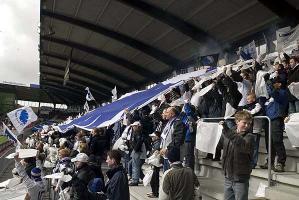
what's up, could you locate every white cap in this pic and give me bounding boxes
[131,121,141,126]
[71,153,89,163]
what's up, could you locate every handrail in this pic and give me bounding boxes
[200,116,272,187]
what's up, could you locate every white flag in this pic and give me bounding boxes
[85,87,95,101]
[2,123,21,145]
[112,86,117,102]
[84,101,89,112]
[276,25,299,53]
[7,106,38,133]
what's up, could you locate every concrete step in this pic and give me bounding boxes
[130,185,158,200]
[198,159,299,188]
[198,159,299,199]
[265,185,299,200]
[259,136,299,156]
[199,177,266,200]
[257,152,299,172]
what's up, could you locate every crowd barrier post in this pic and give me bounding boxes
[200,116,272,187]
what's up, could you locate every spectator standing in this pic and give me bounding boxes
[129,121,146,186]
[262,77,288,172]
[89,128,107,165]
[14,154,45,200]
[105,150,129,200]
[147,131,161,198]
[159,147,199,200]
[241,93,264,168]
[53,148,73,192]
[160,107,185,172]
[71,153,96,200]
[288,56,299,113]
[220,111,255,200]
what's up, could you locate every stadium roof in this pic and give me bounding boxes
[0,83,80,105]
[39,0,299,104]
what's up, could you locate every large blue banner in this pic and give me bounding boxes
[58,83,177,133]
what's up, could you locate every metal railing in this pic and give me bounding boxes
[200,116,272,187]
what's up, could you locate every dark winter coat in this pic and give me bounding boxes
[90,135,106,157]
[105,165,129,200]
[221,125,255,182]
[72,164,96,200]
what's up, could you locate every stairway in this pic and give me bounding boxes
[195,132,299,200]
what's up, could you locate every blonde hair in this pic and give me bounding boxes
[235,110,253,122]
[247,92,256,99]
[78,143,89,154]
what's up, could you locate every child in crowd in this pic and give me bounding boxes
[242,93,264,168]
[220,110,255,200]
[147,131,161,198]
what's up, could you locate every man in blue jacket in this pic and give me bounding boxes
[264,77,288,172]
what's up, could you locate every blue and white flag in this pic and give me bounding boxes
[84,101,89,112]
[2,123,21,145]
[85,87,95,101]
[200,54,219,68]
[237,40,257,60]
[7,106,38,133]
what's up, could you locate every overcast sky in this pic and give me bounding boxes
[0,0,39,85]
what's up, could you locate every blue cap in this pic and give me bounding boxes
[88,178,104,193]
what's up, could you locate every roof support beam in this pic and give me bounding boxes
[41,51,138,88]
[115,0,214,44]
[41,72,110,98]
[41,71,110,97]
[258,0,299,24]
[41,82,85,99]
[42,88,70,105]
[40,62,125,93]
[44,87,81,105]
[41,9,181,67]
[41,35,158,82]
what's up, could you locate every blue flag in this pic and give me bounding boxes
[2,123,21,145]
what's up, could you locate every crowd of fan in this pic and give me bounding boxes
[6,53,299,200]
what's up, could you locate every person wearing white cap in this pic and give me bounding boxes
[129,121,145,186]
[14,153,45,200]
[71,153,96,200]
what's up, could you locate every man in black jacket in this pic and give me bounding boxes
[129,121,145,186]
[71,153,96,200]
[105,150,130,200]
[288,56,299,114]
[89,128,106,165]
[220,111,254,200]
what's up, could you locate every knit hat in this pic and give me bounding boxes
[167,147,180,163]
[31,167,41,178]
[88,178,104,193]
